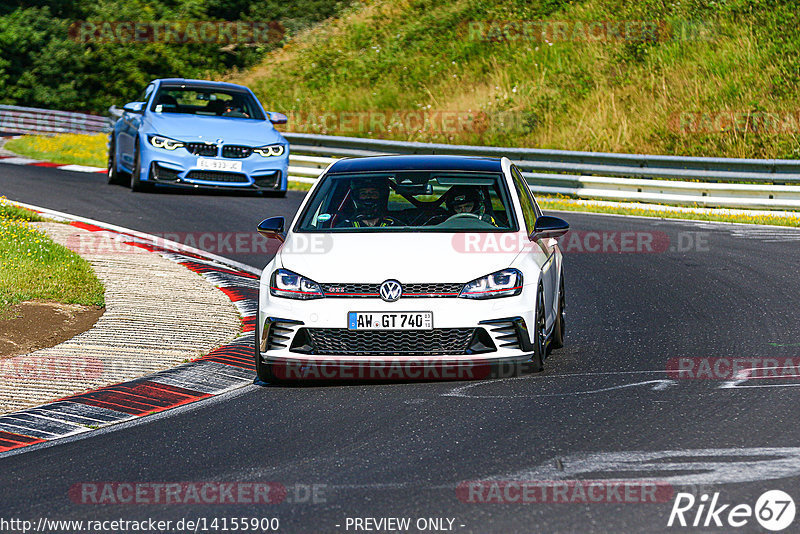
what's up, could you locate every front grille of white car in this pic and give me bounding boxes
[296,328,477,355]
[320,282,464,298]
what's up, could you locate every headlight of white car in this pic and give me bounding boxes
[270,269,324,300]
[253,144,285,157]
[459,268,523,299]
[148,135,185,150]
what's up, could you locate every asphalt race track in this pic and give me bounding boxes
[3,164,800,533]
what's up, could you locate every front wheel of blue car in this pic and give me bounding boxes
[130,141,146,192]
[107,137,125,186]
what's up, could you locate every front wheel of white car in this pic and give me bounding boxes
[254,318,285,385]
[529,284,547,372]
[254,323,277,384]
[549,269,565,351]
[255,350,276,384]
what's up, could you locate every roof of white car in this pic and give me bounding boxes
[327,155,504,174]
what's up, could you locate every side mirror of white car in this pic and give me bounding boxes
[257,216,286,242]
[533,215,569,240]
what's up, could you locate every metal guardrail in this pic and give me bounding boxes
[0,105,112,135]
[7,104,800,210]
[283,133,800,182]
[284,133,800,210]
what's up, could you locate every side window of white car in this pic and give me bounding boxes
[528,185,543,219]
[512,166,542,218]
[532,195,543,219]
[511,166,537,236]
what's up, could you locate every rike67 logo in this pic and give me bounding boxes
[668,490,795,531]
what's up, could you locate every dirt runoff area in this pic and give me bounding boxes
[0,301,104,357]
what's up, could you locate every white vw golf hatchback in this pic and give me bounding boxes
[256,155,568,382]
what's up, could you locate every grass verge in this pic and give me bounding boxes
[230,0,800,160]
[0,198,105,316]
[5,133,107,168]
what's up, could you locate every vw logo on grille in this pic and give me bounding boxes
[379,280,402,302]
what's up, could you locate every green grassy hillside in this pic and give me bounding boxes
[229,0,800,159]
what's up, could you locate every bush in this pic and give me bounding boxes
[0,0,355,113]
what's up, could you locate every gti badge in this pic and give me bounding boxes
[379,280,402,302]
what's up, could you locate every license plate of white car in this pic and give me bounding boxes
[197,158,242,172]
[348,312,433,330]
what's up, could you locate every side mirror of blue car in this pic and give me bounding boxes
[122,101,145,113]
[268,112,288,125]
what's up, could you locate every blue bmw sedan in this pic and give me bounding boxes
[109,78,289,196]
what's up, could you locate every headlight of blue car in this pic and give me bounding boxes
[253,144,285,157]
[148,135,185,150]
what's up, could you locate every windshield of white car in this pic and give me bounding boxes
[295,172,519,232]
[149,86,265,120]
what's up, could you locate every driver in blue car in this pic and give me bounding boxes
[336,179,402,228]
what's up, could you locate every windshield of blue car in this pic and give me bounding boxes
[149,86,265,120]
[295,172,518,232]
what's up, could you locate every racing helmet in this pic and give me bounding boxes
[350,178,389,219]
[446,185,485,216]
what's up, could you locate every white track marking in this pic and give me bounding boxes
[720,366,800,389]
[208,447,800,493]
[0,157,41,165]
[443,373,677,399]
[497,448,800,486]
[57,164,105,172]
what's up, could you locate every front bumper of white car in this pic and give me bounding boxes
[256,279,540,380]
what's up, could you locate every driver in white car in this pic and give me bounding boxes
[336,179,401,228]
[445,186,497,226]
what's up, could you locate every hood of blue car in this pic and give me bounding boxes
[145,113,285,145]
